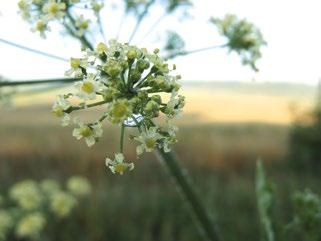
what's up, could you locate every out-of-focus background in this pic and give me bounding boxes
[1,0,321,241]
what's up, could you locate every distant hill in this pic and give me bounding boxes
[10,80,318,125]
[182,81,317,97]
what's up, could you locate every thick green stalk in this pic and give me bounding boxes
[155,149,221,241]
[120,123,125,153]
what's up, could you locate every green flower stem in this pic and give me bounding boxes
[0,77,81,87]
[65,9,94,51]
[97,13,107,42]
[0,38,69,62]
[98,113,108,122]
[131,115,143,132]
[138,12,167,43]
[165,44,227,59]
[155,149,221,241]
[126,62,133,89]
[115,12,126,40]
[128,0,156,43]
[120,123,125,153]
[134,70,152,89]
[66,100,108,113]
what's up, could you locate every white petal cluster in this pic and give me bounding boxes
[53,40,185,174]
[50,192,77,218]
[52,95,71,126]
[0,211,13,241]
[105,153,134,175]
[72,119,103,147]
[15,212,46,239]
[134,127,163,155]
[9,180,43,211]
[0,177,92,240]
[18,0,103,38]
[67,176,92,196]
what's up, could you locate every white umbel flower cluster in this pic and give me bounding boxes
[0,177,92,240]
[18,0,104,38]
[53,40,185,175]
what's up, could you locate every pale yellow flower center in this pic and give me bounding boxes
[78,21,89,29]
[145,138,156,148]
[36,21,46,31]
[113,104,128,118]
[92,3,102,12]
[96,43,107,54]
[52,107,64,117]
[18,1,27,9]
[70,58,81,69]
[80,126,92,137]
[114,163,127,174]
[81,81,94,94]
[48,3,59,14]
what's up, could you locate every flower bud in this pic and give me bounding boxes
[96,42,107,55]
[151,95,162,104]
[130,69,141,83]
[137,59,150,71]
[127,49,137,60]
[103,60,122,77]
[144,100,159,117]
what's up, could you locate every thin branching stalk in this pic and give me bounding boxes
[66,100,108,113]
[138,11,167,43]
[97,14,107,42]
[155,149,221,241]
[0,38,68,62]
[116,12,126,40]
[128,0,156,43]
[165,44,227,59]
[0,77,81,87]
[65,10,94,50]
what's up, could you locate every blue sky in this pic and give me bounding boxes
[1,0,321,84]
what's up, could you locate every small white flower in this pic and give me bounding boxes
[52,95,71,126]
[40,179,60,196]
[67,176,91,196]
[72,119,103,147]
[95,42,108,56]
[42,0,66,20]
[161,122,178,152]
[107,99,133,124]
[147,52,169,74]
[134,127,163,155]
[90,0,104,14]
[105,153,134,175]
[164,91,185,119]
[50,192,76,218]
[31,19,50,38]
[74,74,103,100]
[18,0,31,20]
[0,210,13,240]
[16,212,46,239]
[9,180,43,211]
[75,15,90,37]
[65,57,88,77]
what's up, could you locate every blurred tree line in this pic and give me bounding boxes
[288,81,321,172]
